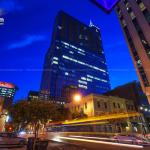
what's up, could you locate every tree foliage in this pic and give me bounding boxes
[51,104,70,121]
[11,100,69,138]
[72,110,87,119]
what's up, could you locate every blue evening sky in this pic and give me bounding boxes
[0,0,138,101]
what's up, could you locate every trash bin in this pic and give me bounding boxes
[27,138,48,150]
[35,140,49,150]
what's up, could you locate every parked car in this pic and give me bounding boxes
[0,132,27,145]
[112,134,149,145]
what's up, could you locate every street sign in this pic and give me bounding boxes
[91,0,120,12]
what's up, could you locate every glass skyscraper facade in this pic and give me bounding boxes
[41,11,110,98]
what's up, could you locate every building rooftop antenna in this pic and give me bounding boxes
[89,19,100,30]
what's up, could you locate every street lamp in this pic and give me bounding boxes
[73,94,81,102]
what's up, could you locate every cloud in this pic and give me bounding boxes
[0,0,22,15]
[8,35,46,49]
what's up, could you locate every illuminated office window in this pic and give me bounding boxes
[65,72,69,76]
[62,55,106,73]
[53,57,58,60]
[78,84,87,89]
[78,80,87,85]
[81,77,87,80]
[130,12,136,20]
[52,61,58,65]
[136,0,150,24]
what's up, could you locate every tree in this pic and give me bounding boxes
[51,104,70,121]
[72,110,87,119]
[10,100,71,150]
[11,100,57,139]
[10,100,29,131]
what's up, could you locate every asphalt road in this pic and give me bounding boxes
[47,140,150,150]
[46,132,150,150]
[1,132,148,150]
[48,141,91,150]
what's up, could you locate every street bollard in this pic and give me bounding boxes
[27,137,35,150]
[27,137,48,150]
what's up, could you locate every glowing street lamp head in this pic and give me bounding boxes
[73,94,81,102]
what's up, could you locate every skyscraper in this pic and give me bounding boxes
[41,11,110,98]
[0,81,18,108]
[115,0,150,103]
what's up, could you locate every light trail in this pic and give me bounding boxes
[69,135,133,142]
[63,112,141,125]
[69,135,112,140]
[63,121,108,127]
[59,136,144,149]
[71,135,141,143]
[52,136,63,142]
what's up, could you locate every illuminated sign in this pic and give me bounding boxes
[0,82,15,89]
[92,0,120,12]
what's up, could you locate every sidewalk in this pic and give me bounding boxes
[0,146,26,150]
[0,144,26,149]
